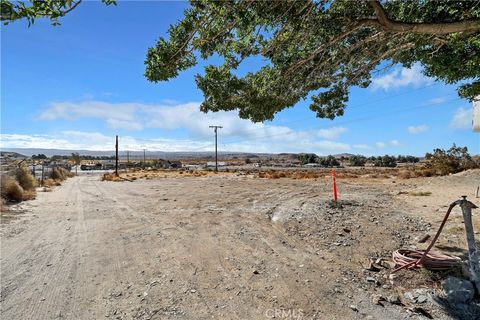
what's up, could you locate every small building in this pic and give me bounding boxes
[206,161,226,167]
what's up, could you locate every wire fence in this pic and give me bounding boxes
[1,161,73,184]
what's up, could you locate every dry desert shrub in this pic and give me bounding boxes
[43,178,60,187]
[415,168,435,177]
[102,173,121,181]
[1,176,24,202]
[22,190,36,201]
[268,172,281,179]
[398,170,414,179]
[15,166,38,191]
[50,167,74,181]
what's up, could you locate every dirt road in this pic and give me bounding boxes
[1,171,479,319]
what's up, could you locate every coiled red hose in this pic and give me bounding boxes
[393,202,461,272]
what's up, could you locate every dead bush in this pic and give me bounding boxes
[22,190,36,201]
[415,168,435,177]
[51,167,65,180]
[50,167,73,181]
[15,166,38,191]
[42,179,57,187]
[1,176,24,202]
[398,170,414,179]
[43,179,61,187]
[102,173,121,181]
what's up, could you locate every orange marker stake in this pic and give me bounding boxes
[332,169,338,202]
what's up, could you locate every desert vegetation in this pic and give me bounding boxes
[1,165,74,208]
[1,165,38,204]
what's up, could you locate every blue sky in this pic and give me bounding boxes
[1,1,478,156]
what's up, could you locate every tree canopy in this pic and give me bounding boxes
[1,0,116,26]
[144,0,480,122]
[2,0,479,122]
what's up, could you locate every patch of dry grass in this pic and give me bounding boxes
[408,191,432,196]
[22,190,36,201]
[43,178,61,187]
[447,226,464,234]
[102,173,121,181]
[1,176,24,202]
[15,166,37,191]
[50,167,74,181]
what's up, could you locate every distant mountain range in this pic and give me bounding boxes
[0,148,269,160]
[1,148,439,159]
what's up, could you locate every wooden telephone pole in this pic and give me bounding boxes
[115,135,119,176]
[143,149,146,169]
[209,125,223,172]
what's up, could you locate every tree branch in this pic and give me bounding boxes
[61,1,82,16]
[365,0,480,35]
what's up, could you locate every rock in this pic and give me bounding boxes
[371,294,385,305]
[190,289,196,293]
[380,260,396,269]
[365,261,381,272]
[366,276,376,283]
[416,295,427,304]
[442,276,475,304]
[387,294,402,305]
[349,305,358,312]
[253,270,259,275]
[407,306,432,318]
[404,289,435,304]
[418,234,431,243]
[404,291,415,301]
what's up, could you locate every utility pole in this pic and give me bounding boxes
[209,125,223,172]
[115,135,119,176]
[143,149,146,169]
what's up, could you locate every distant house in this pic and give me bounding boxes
[206,161,226,167]
[167,160,182,168]
[303,163,322,168]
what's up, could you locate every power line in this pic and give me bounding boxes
[218,97,462,147]
[208,82,444,140]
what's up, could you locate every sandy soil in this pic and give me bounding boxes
[1,170,479,319]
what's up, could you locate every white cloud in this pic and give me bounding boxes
[0,132,213,152]
[450,107,472,130]
[0,131,352,154]
[408,124,429,134]
[353,144,370,149]
[376,142,386,148]
[33,100,357,153]
[389,139,400,146]
[427,97,447,105]
[371,64,433,91]
[317,126,348,140]
[38,101,143,130]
